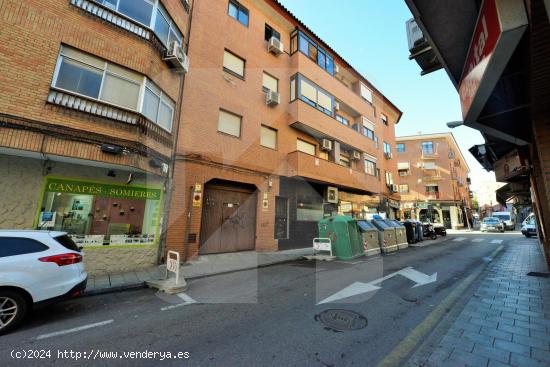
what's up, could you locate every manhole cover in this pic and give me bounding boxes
[315,309,368,331]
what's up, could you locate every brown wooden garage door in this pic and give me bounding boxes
[199,183,257,254]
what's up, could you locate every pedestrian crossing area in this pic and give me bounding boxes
[451,237,505,244]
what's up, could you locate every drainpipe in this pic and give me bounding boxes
[157,0,196,264]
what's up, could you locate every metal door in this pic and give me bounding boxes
[274,196,288,239]
[200,185,257,254]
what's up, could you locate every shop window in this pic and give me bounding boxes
[218,109,242,137]
[228,0,249,26]
[223,50,245,78]
[36,177,162,247]
[262,72,278,93]
[53,46,175,132]
[260,125,277,149]
[264,23,280,41]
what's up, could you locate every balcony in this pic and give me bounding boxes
[423,170,443,181]
[287,151,379,194]
[421,150,438,159]
[426,193,441,200]
[290,52,376,120]
[288,101,377,156]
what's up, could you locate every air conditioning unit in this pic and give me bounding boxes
[265,90,280,106]
[163,41,189,73]
[268,37,284,55]
[352,151,361,160]
[384,152,392,159]
[321,139,332,151]
[334,101,340,111]
[326,186,338,203]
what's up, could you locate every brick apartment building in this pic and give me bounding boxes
[395,133,473,229]
[0,0,192,274]
[165,0,402,258]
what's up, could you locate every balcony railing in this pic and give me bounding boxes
[421,150,437,159]
[287,151,379,194]
[426,193,440,200]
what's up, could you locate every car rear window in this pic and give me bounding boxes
[0,237,49,258]
[54,235,81,252]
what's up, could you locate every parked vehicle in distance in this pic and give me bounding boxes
[422,223,437,240]
[432,222,447,236]
[492,211,515,230]
[480,217,505,233]
[521,214,537,238]
[0,231,87,335]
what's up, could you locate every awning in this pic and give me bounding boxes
[397,162,410,170]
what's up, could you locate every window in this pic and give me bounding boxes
[290,74,334,116]
[426,185,439,194]
[297,139,315,156]
[363,128,374,140]
[53,46,175,131]
[319,151,329,160]
[223,50,245,78]
[396,143,405,152]
[290,30,334,75]
[0,238,49,258]
[399,169,409,177]
[365,160,377,176]
[360,83,373,103]
[399,184,409,194]
[54,235,80,252]
[265,24,280,41]
[93,0,183,47]
[143,80,175,132]
[374,136,379,149]
[340,154,351,168]
[383,142,391,154]
[381,114,388,126]
[260,125,277,149]
[228,0,249,26]
[218,110,242,137]
[422,141,435,155]
[335,114,349,126]
[262,72,278,92]
[423,161,437,170]
[385,172,394,185]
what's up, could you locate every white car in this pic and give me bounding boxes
[480,217,505,233]
[0,231,87,335]
[521,214,537,238]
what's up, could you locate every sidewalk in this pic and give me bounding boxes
[409,240,550,367]
[84,247,314,296]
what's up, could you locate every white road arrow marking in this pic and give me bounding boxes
[472,238,484,242]
[453,237,466,242]
[161,293,198,311]
[490,239,503,244]
[318,267,437,304]
[317,282,381,305]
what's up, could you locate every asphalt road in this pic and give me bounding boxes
[0,232,530,366]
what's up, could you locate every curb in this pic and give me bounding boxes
[82,256,308,297]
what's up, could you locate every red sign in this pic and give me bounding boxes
[458,0,501,119]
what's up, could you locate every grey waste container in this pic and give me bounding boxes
[371,218,397,253]
[357,220,381,256]
[387,220,408,249]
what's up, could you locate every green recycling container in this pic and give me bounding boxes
[318,215,365,260]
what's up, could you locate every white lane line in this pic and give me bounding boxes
[490,239,503,244]
[453,237,466,242]
[161,293,197,311]
[35,320,113,340]
[472,238,484,243]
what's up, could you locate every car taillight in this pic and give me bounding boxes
[39,253,82,266]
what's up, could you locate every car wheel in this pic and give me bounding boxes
[525,233,531,238]
[0,290,28,336]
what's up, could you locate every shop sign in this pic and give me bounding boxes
[45,177,161,200]
[340,203,352,212]
[458,0,527,124]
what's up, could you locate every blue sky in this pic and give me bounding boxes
[278,0,495,184]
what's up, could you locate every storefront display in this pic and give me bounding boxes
[35,177,162,247]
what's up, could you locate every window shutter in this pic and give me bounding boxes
[261,126,277,149]
[218,110,241,137]
[223,51,245,76]
[262,73,278,92]
[300,79,317,102]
